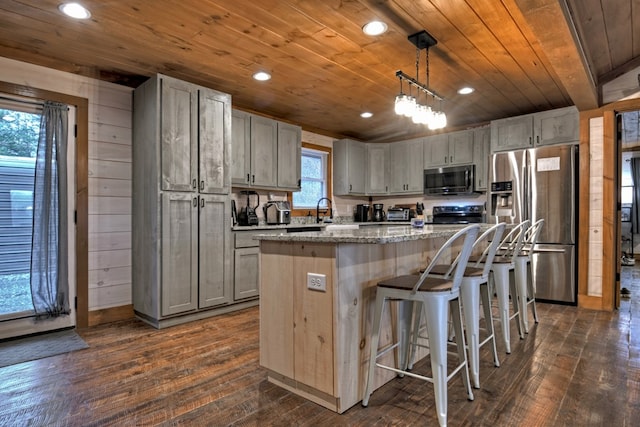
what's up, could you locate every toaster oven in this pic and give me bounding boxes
[386,207,410,221]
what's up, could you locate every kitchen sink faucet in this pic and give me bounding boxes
[316,197,333,223]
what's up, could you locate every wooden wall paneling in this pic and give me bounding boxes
[259,241,295,378]
[89,123,132,145]
[88,159,131,180]
[88,214,131,234]
[89,141,132,162]
[89,178,131,197]
[88,232,131,252]
[334,242,398,411]
[88,196,130,215]
[88,266,131,288]
[90,103,132,128]
[293,242,335,396]
[88,282,132,310]
[89,249,131,271]
[578,109,596,308]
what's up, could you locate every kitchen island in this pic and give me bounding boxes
[256,224,476,413]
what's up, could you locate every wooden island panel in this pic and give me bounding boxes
[259,230,455,413]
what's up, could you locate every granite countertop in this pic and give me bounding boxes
[253,224,483,244]
[231,221,412,231]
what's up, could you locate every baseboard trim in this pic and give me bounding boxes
[87,304,134,327]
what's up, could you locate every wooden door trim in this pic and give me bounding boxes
[579,98,640,311]
[0,81,88,328]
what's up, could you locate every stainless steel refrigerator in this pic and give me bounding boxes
[489,144,577,304]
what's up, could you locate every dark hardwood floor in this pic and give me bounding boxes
[1,270,639,426]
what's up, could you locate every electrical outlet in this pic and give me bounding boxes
[307,272,326,292]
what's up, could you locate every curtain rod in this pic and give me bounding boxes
[0,94,44,107]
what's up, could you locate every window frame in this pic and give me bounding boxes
[289,142,332,217]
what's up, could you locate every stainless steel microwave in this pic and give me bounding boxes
[423,164,476,196]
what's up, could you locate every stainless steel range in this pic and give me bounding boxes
[432,205,484,224]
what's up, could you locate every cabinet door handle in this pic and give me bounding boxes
[201,198,205,208]
[192,179,197,189]
[252,174,255,183]
[445,156,448,163]
[450,155,453,163]
[246,173,250,183]
[200,180,205,191]
[349,184,352,191]
[193,197,198,207]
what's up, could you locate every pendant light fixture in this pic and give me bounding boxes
[394,30,447,129]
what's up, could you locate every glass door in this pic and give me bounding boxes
[0,97,76,339]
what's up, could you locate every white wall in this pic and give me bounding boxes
[0,56,133,311]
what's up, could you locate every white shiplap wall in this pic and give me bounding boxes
[0,56,133,311]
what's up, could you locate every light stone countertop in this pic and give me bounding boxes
[253,224,487,244]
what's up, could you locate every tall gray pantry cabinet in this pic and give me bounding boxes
[132,74,232,328]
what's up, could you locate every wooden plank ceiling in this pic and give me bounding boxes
[0,0,637,142]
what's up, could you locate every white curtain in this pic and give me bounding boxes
[30,101,69,317]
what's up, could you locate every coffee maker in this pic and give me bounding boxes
[354,204,370,222]
[372,203,385,222]
[237,190,260,226]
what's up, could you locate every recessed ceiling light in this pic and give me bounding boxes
[58,3,91,19]
[458,87,475,95]
[362,21,388,36]
[360,112,373,118]
[253,71,271,81]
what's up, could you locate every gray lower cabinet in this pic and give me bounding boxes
[161,193,231,316]
[133,74,236,328]
[233,230,277,300]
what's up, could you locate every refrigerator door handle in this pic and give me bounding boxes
[532,247,566,253]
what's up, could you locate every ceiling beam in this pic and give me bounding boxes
[510,0,598,110]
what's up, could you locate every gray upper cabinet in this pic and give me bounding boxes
[424,131,473,167]
[473,127,490,191]
[334,139,366,195]
[366,143,389,194]
[199,89,229,193]
[231,110,301,190]
[389,138,424,194]
[250,115,278,188]
[534,106,579,146]
[161,78,197,192]
[161,78,229,194]
[277,122,302,190]
[231,110,252,186]
[133,74,232,328]
[490,114,534,152]
[491,106,578,152]
[423,134,448,168]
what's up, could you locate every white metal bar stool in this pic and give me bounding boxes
[428,222,506,389]
[362,224,480,427]
[487,220,529,354]
[514,218,544,333]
